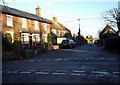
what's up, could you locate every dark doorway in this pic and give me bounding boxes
[29,36,32,47]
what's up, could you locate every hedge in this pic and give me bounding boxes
[104,36,120,50]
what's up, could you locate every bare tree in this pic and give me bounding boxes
[103,8,119,28]
[0,0,8,5]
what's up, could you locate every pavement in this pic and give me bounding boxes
[2,44,120,83]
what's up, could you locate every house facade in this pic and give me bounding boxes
[46,17,71,37]
[1,5,51,48]
[46,17,71,44]
[99,24,116,39]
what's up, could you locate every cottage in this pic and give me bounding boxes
[46,17,71,44]
[99,24,116,39]
[0,5,52,48]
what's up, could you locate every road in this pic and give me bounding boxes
[2,44,120,83]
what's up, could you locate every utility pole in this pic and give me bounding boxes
[117,1,120,36]
[78,18,81,36]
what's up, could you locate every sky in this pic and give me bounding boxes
[0,0,120,37]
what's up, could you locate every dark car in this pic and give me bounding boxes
[94,40,99,44]
[60,39,76,48]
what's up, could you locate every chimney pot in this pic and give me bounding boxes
[53,17,57,22]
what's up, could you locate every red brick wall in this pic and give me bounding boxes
[2,13,51,45]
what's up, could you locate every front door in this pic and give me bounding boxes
[29,36,32,47]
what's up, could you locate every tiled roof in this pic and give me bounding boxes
[46,18,71,33]
[0,5,52,24]
[46,18,61,30]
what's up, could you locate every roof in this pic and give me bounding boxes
[46,18,61,30]
[46,18,71,33]
[100,24,116,35]
[0,5,52,24]
[99,24,116,37]
[57,22,71,33]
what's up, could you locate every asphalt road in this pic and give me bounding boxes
[2,44,120,83]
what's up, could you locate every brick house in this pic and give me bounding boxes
[99,24,116,39]
[46,17,71,37]
[46,17,71,44]
[99,24,117,45]
[0,5,52,48]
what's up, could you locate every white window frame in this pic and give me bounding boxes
[21,33,29,44]
[64,31,66,34]
[44,34,47,43]
[34,21,38,30]
[59,30,61,35]
[7,15,13,27]
[44,23,47,31]
[32,34,40,43]
[22,18,27,28]
[53,29,56,34]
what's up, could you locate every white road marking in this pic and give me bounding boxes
[55,70,68,72]
[52,73,67,75]
[113,72,120,74]
[91,74,105,77]
[70,73,86,76]
[6,71,18,73]
[35,72,49,74]
[55,59,62,61]
[91,71,109,75]
[73,70,85,73]
[26,70,37,72]
[20,72,31,74]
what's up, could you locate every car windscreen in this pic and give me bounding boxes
[62,40,69,43]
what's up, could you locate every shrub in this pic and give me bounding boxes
[47,33,52,46]
[64,33,72,39]
[37,48,41,54]
[76,35,86,45]
[104,36,120,50]
[24,49,34,58]
[2,33,13,50]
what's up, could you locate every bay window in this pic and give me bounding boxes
[21,33,29,44]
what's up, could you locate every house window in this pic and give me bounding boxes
[34,21,38,30]
[33,34,40,43]
[44,34,47,42]
[21,33,29,44]
[44,23,47,31]
[59,30,61,35]
[64,31,66,34]
[53,29,56,34]
[7,15,13,27]
[22,18,27,28]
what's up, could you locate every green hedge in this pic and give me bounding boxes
[24,49,34,58]
[104,36,120,50]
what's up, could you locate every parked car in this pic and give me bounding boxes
[94,40,99,44]
[60,39,76,48]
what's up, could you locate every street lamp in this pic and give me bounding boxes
[78,18,80,36]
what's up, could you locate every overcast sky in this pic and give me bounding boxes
[0,0,120,37]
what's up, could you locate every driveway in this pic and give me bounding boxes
[2,44,120,83]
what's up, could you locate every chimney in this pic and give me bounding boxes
[36,5,41,17]
[53,17,57,22]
